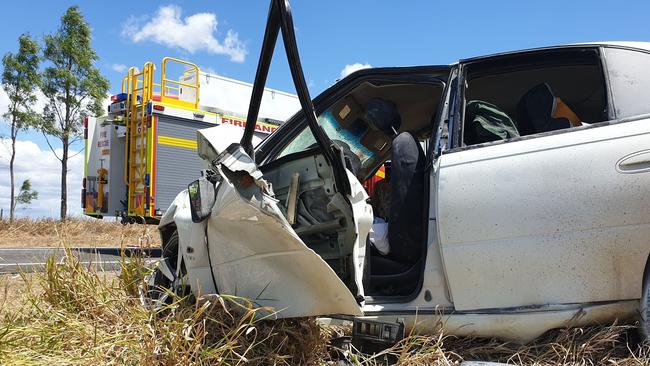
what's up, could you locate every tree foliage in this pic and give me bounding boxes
[15,180,38,209]
[41,6,108,139]
[40,6,109,220]
[2,34,40,129]
[2,34,40,222]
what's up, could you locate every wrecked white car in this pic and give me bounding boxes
[145,0,650,345]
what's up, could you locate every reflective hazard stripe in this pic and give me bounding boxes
[157,135,197,150]
[375,166,385,179]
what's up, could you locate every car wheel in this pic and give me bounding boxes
[639,268,650,340]
[140,230,191,308]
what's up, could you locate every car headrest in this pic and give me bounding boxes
[516,83,570,135]
[364,98,401,136]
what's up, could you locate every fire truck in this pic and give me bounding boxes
[82,57,299,223]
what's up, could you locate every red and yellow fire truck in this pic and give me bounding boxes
[82,57,299,223]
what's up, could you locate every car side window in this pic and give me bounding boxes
[604,47,650,119]
[276,126,317,158]
[459,48,608,148]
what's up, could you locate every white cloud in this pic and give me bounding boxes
[199,66,219,75]
[0,138,83,218]
[339,63,373,79]
[111,63,127,73]
[35,91,48,114]
[122,5,247,63]
[0,88,48,123]
[0,88,9,116]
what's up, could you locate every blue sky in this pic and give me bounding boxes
[1,0,649,217]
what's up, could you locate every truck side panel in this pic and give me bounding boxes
[84,117,126,216]
[154,115,215,213]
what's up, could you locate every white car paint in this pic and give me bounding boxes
[438,118,650,311]
[348,300,638,342]
[167,190,217,295]
[159,113,648,344]
[167,123,643,343]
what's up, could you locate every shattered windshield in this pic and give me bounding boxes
[277,110,382,178]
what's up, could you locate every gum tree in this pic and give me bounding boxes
[41,6,109,220]
[2,34,40,222]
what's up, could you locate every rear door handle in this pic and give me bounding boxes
[616,149,650,174]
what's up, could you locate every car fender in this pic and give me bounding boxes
[157,191,180,251]
[158,193,178,230]
[165,188,217,295]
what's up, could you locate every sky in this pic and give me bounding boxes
[0,0,649,218]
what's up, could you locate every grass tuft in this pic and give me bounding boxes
[0,247,326,365]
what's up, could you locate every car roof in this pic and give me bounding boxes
[578,41,650,51]
[335,42,650,78]
[460,41,650,63]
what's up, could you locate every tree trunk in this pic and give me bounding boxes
[61,80,71,222]
[9,116,17,223]
[60,134,69,221]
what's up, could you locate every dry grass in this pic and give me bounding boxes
[0,252,327,365]
[0,273,39,312]
[373,325,650,365]
[1,254,649,365]
[0,224,648,365]
[0,218,160,248]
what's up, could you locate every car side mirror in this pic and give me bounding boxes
[188,177,216,223]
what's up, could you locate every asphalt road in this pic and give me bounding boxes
[0,247,162,273]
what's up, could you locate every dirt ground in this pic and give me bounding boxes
[0,218,161,248]
[0,273,34,311]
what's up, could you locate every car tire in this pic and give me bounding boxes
[639,267,650,341]
[141,230,190,307]
[162,230,180,273]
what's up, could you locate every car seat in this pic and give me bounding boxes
[516,83,571,135]
[388,131,425,264]
[366,132,425,295]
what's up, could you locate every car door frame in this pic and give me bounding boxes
[257,67,452,306]
[257,66,452,169]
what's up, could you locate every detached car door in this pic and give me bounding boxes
[437,46,650,311]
